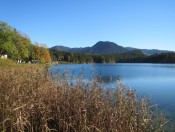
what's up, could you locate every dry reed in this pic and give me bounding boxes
[0,59,167,131]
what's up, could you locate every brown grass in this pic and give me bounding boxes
[0,59,167,131]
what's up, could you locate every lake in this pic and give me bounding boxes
[51,63,175,128]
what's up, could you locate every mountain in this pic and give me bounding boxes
[126,47,171,55]
[51,41,128,54]
[51,46,91,53]
[51,41,172,55]
[90,41,128,54]
[51,46,71,52]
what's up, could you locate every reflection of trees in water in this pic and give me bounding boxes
[96,75,121,83]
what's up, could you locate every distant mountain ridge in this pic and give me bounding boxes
[126,47,171,55]
[51,41,172,55]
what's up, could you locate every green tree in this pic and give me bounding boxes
[0,21,18,58]
[13,32,31,60]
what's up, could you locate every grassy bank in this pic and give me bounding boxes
[0,59,167,131]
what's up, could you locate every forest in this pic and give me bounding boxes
[0,21,51,63]
[50,48,175,64]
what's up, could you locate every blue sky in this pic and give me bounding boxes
[0,0,175,50]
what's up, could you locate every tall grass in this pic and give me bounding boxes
[0,59,166,131]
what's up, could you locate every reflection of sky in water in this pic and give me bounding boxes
[51,63,175,122]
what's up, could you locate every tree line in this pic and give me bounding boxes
[0,21,51,63]
[50,49,175,64]
[50,49,145,63]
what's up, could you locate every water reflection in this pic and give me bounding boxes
[51,63,175,125]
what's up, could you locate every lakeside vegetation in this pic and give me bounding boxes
[0,59,167,131]
[0,21,51,63]
[50,48,175,64]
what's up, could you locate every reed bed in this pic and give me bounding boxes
[0,60,166,131]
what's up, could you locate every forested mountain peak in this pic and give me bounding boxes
[91,41,128,54]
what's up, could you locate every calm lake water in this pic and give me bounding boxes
[51,63,175,127]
